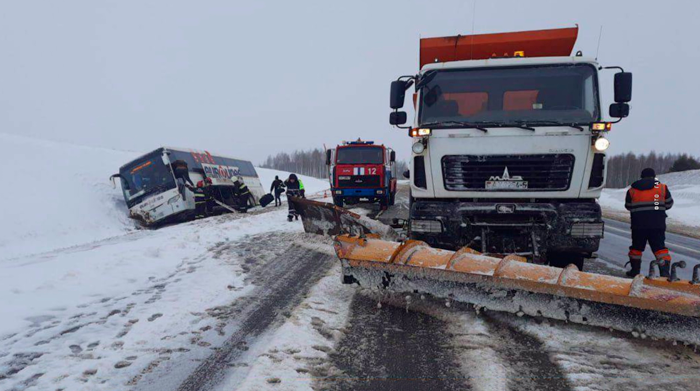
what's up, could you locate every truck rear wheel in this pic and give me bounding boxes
[333,197,343,207]
[548,252,585,271]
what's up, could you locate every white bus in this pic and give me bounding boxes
[112,147,265,226]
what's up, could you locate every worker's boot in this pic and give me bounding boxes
[625,259,641,278]
[658,260,671,278]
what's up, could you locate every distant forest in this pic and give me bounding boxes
[260,148,408,180]
[260,149,699,189]
[607,152,700,188]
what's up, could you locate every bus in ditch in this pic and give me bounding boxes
[112,147,265,226]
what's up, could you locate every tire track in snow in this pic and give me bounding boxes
[495,313,700,391]
[322,292,469,391]
[480,313,572,391]
[173,237,336,391]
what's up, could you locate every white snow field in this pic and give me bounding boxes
[0,133,139,261]
[600,169,700,228]
[0,135,332,390]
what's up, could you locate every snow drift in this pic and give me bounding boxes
[0,133,139,261]
[0,133,329,261]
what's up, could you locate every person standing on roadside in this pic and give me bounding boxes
[298,177,306,198]
[284,174,302,221]
[233,177,251,212]
[270,175,285,207]
[625,168,674,278]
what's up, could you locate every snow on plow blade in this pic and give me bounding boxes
[334,235,700,345]
[290,197,398,240]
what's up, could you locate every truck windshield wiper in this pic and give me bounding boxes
[420,121,490,132]
[522,120,585,131]
[507,121,536,131]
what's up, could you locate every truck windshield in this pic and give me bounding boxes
[336,147,384,164]
[419,64,599,127]
[119,152,176,205]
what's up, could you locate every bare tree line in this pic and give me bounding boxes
[606,152,700,188]
[261,149,698,189]
[260,148,408,179]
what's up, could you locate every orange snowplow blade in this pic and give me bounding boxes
[335,235,700,344]
[419,26,578,69]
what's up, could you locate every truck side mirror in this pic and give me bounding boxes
[390,111,407,125]
[325,149,332,165]
[403,170,410,179]
[390,80,407,109]
[614,72,632,103]
[390,151,396,162]
[609,103,630,118]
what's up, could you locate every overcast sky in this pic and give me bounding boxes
[1,1,698,163]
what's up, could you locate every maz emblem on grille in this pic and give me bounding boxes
[489,167,523,181]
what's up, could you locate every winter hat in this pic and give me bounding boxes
[641,168,656,178]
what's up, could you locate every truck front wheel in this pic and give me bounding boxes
[333,197,343,207]
[389,192,395,206]
[548,252,585,271]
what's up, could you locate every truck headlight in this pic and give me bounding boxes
[412,142,425,154]
[334,190,342,195]
[411,219,443,233]
[410,128,432,137]
[376,190,384,194]
[594,137,610,151]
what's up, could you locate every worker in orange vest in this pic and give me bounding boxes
[625,168,674,277]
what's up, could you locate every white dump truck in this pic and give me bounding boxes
[388,27,633,269]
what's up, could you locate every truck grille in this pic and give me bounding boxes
[338,175,381,188]
[442,154,575,191]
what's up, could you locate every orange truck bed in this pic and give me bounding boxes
[419,26,579,69]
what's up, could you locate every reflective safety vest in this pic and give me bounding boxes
[298,179,305,190]
[625,182,672,213]
[625,180,674,229]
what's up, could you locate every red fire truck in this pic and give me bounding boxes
[325,140,397,209]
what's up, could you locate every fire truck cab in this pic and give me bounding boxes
[326,140,397,209]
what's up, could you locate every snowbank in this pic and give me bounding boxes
[255,167,329,197]
[0,133,329,261]
[0,133,139,261]
[600,169,700,228]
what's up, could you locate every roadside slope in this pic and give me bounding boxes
[0,133,139,261]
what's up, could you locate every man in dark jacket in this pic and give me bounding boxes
[233,178,251,212]
[284,174,302,221]
[625,168,674,277]
[270,176,285,207]
[193,179,209,219]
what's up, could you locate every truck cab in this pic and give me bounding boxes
[389,27,632,268]
[326,140,397,209]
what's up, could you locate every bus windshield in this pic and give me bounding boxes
[120,152,176,206]
[419,64,599,127]
[336,147,384,164]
